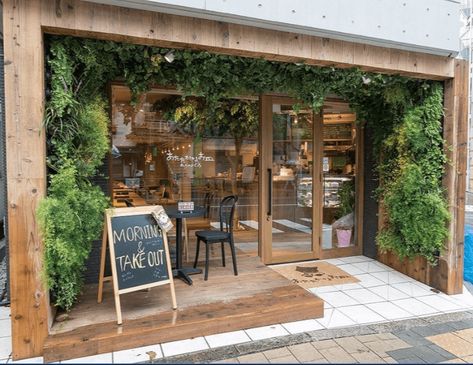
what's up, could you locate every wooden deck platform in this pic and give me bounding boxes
[43,251,324,362]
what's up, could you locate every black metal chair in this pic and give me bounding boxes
[193,195,238,280]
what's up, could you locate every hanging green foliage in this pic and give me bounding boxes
[41,35,449,310]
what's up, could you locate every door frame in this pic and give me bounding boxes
[258,95,323,264]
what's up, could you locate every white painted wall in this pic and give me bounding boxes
[86,0,460,56]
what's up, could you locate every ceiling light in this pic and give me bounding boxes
[164,51,175,63]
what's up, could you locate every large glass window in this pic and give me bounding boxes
[110,86,259,251]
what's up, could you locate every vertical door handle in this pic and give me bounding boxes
[267,168,272,217]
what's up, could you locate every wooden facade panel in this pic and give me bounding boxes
[7,178,49,359]
[37,0,454,79]
[4,0,49,359]
[4,0,46,180]
[442,59,468,294]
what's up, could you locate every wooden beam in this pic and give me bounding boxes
[37,0,454,80]
[3,0,49,359]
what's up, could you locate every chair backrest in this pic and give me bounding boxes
[219,195,238,233]
[203,191,214,219]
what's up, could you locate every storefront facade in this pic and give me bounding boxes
[3,0,467,359]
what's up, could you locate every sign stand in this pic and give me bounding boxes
[97,206,177,325]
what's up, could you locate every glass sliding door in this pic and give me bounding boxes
[260,96,321,264]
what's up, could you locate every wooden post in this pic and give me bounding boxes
[437,59,469,294]
[3,0,49,359]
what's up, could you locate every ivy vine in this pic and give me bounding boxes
[40,35,449,310]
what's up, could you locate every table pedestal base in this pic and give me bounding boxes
[172,267,202,285]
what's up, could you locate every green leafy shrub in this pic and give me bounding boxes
[376,84,449,264]
[37,161,108,310]
[40,35,450,309]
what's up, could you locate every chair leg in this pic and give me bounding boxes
[205,243,210,281]
[229,238,238,276]
[221,241,226,267]
[193,238,201,268]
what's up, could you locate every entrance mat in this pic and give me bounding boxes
[271,261,359,289]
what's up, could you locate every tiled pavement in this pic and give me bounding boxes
[158,311,473,364]
[1,255,473,363]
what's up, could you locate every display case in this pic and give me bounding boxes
[323,175,352,208]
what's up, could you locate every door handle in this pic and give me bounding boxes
[267,168,272,217]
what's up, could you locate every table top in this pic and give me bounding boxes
[165,205,206,219]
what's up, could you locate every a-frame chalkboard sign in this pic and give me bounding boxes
[97,206,177,324]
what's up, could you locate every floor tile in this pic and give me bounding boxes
[282,319,324,334]
[0,337,11,359]
[0,320,11,338]
[366,302,413,320]
[334,337,369,354]
[336,264,365,275]
[443,292,473,308]
[392,282,436,297]
[337,256,373,264]
[311,339,338,350]
[353,274,385,288]
[318,346,356,363]
[161,337,209,357]
[113,344,162,363]
[288,343,324,362]
[205,330,251,348]
[417,295,464,313]
[268,354,299,363]
[263,347,292,360]
[337,304,386,324]
[454,328,473,343]
[392,298,439,316]
[9,356,43,364]
[316,291,359,307]
[439,359,466,363]
[344,288,385,304]
[0,308,10,321]
[427,333,473,357]
[238,352,268,363]
[331,283,364,291]
[62,352,113,363]
[320,258,345,265]
[368,285,411,301]
[309,286,339,295]
[352,261,391,274]
[245,324,289,341]
[316,308,356,329]
[374,271,413,285]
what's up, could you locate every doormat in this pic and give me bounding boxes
[271,261,359,289]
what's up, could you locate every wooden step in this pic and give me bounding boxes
[43,285,323,362]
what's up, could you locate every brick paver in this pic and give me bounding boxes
[288,343,324,362]
[172,311,473,364]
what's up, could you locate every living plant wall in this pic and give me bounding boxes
[40,36,449,310]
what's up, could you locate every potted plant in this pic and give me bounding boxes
[333,179,355,247]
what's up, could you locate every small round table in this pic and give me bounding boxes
[165,205,206,285]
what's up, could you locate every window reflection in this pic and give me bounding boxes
[110,86,260,248]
